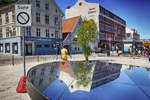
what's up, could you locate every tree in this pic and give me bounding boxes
[75,18,98,61]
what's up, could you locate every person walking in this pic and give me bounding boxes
[132,45,136,59]
[61,46,68,61]
[148,46,150,63]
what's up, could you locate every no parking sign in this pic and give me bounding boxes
[15,4,31,26]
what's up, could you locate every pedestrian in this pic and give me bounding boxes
[61,45,69,61]
[56,44,60,59]
[148,46,150,63]
[132,45,136,59]
[112,45,114,53]
[138,49,141,56]
[148,53,150,63]
[116,46,119,53]
[128,46,132,57]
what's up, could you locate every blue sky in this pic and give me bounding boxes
[55,0,150,39]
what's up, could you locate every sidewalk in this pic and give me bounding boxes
[0,55,150,100]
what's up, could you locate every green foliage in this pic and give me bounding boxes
[72,61,92,87]
[75,18,98,61]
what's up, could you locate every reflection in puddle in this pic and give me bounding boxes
[27,61,150,100]
[58,61,122,92]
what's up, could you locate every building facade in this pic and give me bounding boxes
[62,16,82,54]
[125,27,140,41]
[0,0,64,56]
[66,0,126,50]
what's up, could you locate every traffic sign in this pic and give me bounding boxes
[15,4,31,26]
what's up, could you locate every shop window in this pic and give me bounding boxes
[13,43,18,54]
[44,44,50,48]
[0,44,3,52]
[5,43,10,53]
[52,44,56,48]
[36,44,42,48]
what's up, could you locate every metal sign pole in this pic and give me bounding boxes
[23,27,26,76]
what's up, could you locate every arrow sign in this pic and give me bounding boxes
[15,4,31,26]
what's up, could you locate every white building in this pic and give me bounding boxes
[125,27,140,41]
[0,0,64,55]
[65,0,126,50]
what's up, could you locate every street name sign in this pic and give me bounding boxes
[15,4,31,26]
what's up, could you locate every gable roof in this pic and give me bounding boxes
[62,16,80,33]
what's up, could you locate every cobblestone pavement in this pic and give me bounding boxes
[0,54,150,100]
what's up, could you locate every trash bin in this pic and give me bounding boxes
[107,50,110,56]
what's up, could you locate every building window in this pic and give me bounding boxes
[45,3,49,10]
[100,7,105,14]
[55,16,58,25]
[45,15,49,24]
[36,0,40,8]
[0,28,2,38]
[79,2,82,6]
[12,11,15,22]
[0,44,3,52]
[99,23,105,30]
[36,13,40,23]
[36,28,40,37]
[6,13,9,24]
[12,43,18,54]
[99,15,104,21]
[26,27,31,37]
[0,15,2,25]
[51,33,54,38]
[44,44,50,48]
[6,27,9,38]
[36,44,42,48]
[12,28,16,37]
[55,31,59,38]
[56,9,57,13]
[5,43,10,53]
[46,29,49,38]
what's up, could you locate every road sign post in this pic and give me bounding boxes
[15,4,31,76]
